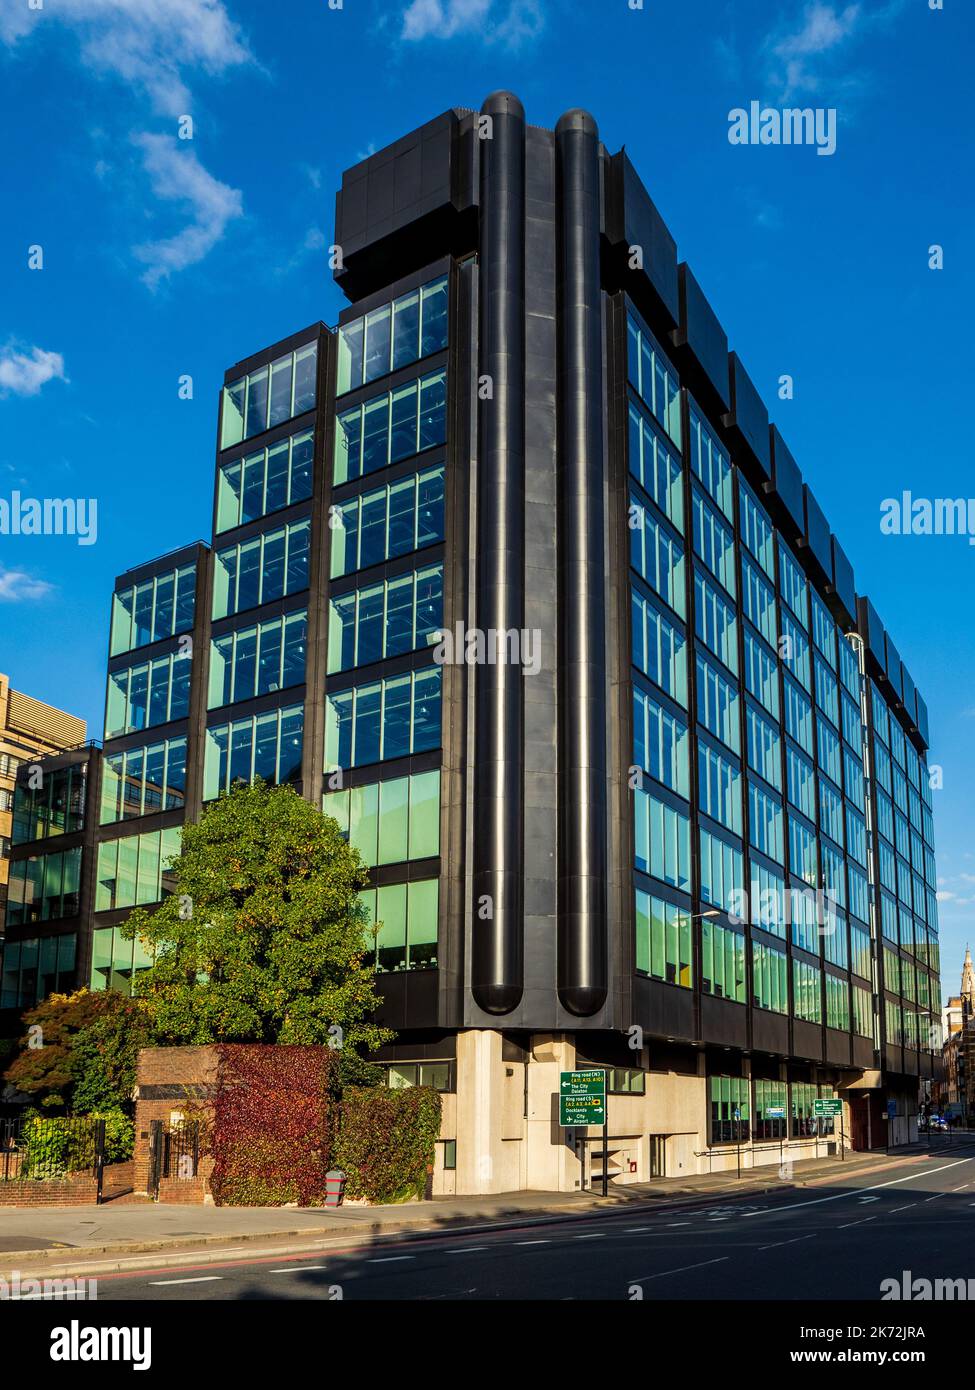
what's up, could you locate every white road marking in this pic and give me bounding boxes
[891,1204,917,1212]
[269,1265,328,1273]
[837,1217,877,1229]
[445,1246,488,1254]
[574,1233,605,1239]
[740,1158,975,1218]
[148,1276,223,1286]
[758,1234,817,1251]
[368,1256,414,1264]
[515,1240,549,1246]
[630,1257,728,1282]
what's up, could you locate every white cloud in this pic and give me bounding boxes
[764,1,906,100]
[0,0,252,115]
[0,568,54,602]
[131,134,243,289]
[0,347,67,397]
[766,3,861,97]
[273,227,327,279]
[402,0,543,47]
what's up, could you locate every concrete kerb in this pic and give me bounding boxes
[2,1145,948,1278]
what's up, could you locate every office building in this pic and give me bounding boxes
[3,94,943,1191]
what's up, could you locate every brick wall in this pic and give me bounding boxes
[133,1046,218,1197]
[157,1175,209,1204]
[0,1161,133,1207]
[0,1172,98,1206]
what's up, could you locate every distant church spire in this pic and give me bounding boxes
[962,946,975,1010]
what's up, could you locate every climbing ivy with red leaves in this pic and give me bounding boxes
[209,1044,340,1206]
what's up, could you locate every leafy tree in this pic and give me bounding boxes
[122,782,392,1063]
[3,990,147,1113]
[71,1000,150,1113]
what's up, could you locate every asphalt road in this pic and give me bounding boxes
[43,1142,975,1301]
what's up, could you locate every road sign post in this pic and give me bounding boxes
[812,1098,843,1159]
[766,1105,786,1170]
[559,1070,608,1196]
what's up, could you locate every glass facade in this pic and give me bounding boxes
[709,1077,839,1145]
[324,668,441,771]
[620,287,933,1075]
[220,342,318,449]
[334,369,447,485]
[626,310,681,446]
[203,705,304,799]
[94,827,181,912]
[209,611,307,708]
[90,923,154,994]
[709,1075,750,1144]
[216,428,314,533]
[701,917,746,1001]
[1,933,76,1008]
[12,762,87,844]
[869,675,939,1055]
[329,465,445,578]
[327,566,443,674]
[635,889,692,987]
[337,274,448,396]
[6,847,82,924]
[634,789,691,891]
[106,652,191,738]
[212,518,310,619]
[359,879,439,972]
[110,564,196,657]
[752,939,788,1013]
[323,770,440,867]
[100,737,187,823]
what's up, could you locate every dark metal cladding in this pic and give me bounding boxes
[555,108,608,1016]
[471,91,526,1014]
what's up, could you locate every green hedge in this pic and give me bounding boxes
[334,1086,442,1204]
[19,1110,134,1179]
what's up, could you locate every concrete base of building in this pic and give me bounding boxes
[431,1029,872,1197]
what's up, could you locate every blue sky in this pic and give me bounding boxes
[1,0,971,999]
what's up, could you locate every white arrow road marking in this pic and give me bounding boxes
[740,1158,975,1218]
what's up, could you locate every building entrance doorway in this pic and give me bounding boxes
[649,1135,667,1177]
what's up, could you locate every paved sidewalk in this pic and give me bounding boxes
[3,1138,965,1265]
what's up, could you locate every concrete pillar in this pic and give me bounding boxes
[526,1034,581,1193]
[455,1029,511,1194]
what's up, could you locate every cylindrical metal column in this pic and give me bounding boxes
[471,91,526,1014]
[555,108,608,1016]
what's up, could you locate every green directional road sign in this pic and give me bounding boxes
[812,1098,842,1118]
[559,1069,606,1127]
